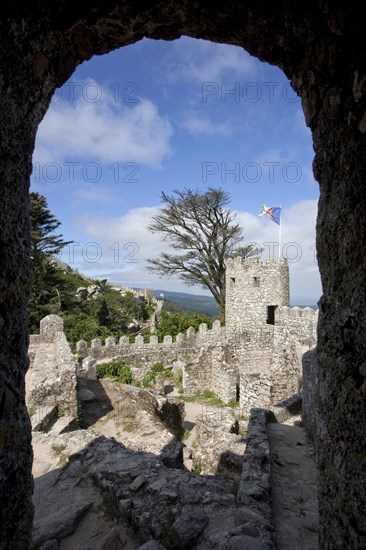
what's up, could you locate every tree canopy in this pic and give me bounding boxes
[27,193,154,341]
[28,193,73,326]
[30,192,72,259]
[146,188,261,321]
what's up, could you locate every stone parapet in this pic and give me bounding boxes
[28,315,78,420]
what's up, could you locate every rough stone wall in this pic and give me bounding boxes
[238,362,273,415]
[225,257,290,340]
[77,321,225,378]
[237,407,277,545]
[302,349,318,443]
[230,305,317,415]
[269,306,318,404]
[183,347,217,397]
[28,316,78,418]
[183,343,237,404]
[212,360,237,404]
[275,306,318,345]
[1,3,366,547]
[77,295,317,411]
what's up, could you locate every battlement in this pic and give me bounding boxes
[76,319,224,358]
[226,255,288,270]
[276,305,319,321]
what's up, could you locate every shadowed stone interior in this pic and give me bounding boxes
[1,2,365,548]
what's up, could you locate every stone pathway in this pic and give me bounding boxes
[268,419,319,549]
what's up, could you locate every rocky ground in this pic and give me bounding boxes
[31,378,251,549]
[78,378,184,468]
[30,377,319,549]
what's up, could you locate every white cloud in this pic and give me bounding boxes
[34,84,173,169]
[78,205,164,264]
[71,187,116,203]
[69,199,322,304]
[179,111,231,136]
[164,38,258,83]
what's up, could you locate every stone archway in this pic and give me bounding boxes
[1,3,366,548]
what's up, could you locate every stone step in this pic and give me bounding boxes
[184,458,193,471]
[183,446,192,461]
[31,405,58,432]
[185,425,197,448]
[48,416,78,435]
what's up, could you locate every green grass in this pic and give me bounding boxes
[227,398,239,408]
[180,389,224,407]
[193,462,202,474]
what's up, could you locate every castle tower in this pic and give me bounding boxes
[225,256,289,338]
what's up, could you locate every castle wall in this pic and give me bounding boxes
[183,344,237,404]
[28,315,78,418]
[225,256,290,340]
[76,320,226,381]
[74,259,318,413]
[269,306,318,404]
[234,306,318,415]
[302,348,318,442]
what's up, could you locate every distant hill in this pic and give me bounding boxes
[152,289,219,317]
[150,289,317,318]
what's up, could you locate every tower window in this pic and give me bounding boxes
[230,277,235,284]
[267,305,278,325]
[253,277,260,286]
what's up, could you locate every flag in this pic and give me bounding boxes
[259,204,281,225]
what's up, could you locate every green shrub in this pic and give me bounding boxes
[152,362,165,374]
[96,360,133,384]
[137,362,172,388]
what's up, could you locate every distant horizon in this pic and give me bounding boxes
[150,287,319,308]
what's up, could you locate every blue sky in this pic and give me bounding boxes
[31,37,321,304]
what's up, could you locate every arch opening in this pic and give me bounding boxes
[1,5,365,549]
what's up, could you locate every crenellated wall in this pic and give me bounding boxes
[74,266,318,414]
[222,257,318,414]
[76,320,225,379]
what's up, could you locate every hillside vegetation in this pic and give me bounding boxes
[28,265,154,344]
[28,192,217,344]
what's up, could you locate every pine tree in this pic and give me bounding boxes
[29,193,72,327]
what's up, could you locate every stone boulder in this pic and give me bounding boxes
[75,287,88,300]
